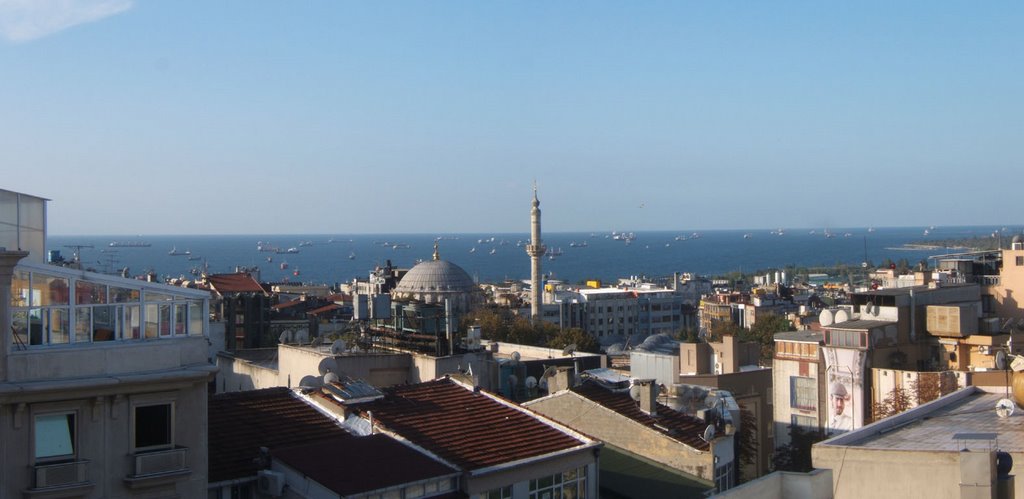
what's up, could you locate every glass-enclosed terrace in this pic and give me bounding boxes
[10,262,208,348]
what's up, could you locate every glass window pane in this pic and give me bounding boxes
[93,305,118,341]
[75,280,107,305]
[35,413,74,459]
[111,286,140,303]
[50,308,69,345]
[75,307,91,343]
[11,269,29,307]
[159,304,171,337]
[12,310,29,347]
[145,292,174,302]
[144,304,159,339]
[32,274,69,306]
[135,404,172,449]
[174,303,187,335]
[127,305,141,340]
[189,301,203,336]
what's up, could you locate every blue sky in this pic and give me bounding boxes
[2,1,1021,235]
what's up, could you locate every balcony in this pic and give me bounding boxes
[123,447,190,489]
[25,460,94,498]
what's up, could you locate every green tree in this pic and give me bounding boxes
[547,327,600,353]
[740,314,792,365]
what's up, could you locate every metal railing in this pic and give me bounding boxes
[34,460,88,488]
[132,447,188,476]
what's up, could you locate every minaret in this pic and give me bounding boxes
[526,184,546,321]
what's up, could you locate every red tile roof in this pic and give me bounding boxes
[208,273,266,294]
[208,388,351,483]
[273,435,458,496]
[571,382,710,451]
[307,303,342,315]
[350,378,590,471]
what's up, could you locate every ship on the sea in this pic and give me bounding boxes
[109,241,151,248]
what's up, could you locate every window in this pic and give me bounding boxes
[714,463,734,492]
[529,466,587,499]
[134,403,173,451]
[1017,256,1024,266]
[791,414,816,428]
[790,377,817,410]
[482,485,512,499]
[35,413,75,462]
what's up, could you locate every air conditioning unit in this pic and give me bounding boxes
[257,469,285,497]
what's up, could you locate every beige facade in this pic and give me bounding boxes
[983,247,1024,320]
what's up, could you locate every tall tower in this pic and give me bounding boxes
[526,185,546,321]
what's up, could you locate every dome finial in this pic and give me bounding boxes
[433,240,440,261]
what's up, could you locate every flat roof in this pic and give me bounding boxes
[819,387,1024,452]
[827,319,897,330]
[774,331,823,343]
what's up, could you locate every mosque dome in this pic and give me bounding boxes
[392,243,478,311]
[394,259,476,296]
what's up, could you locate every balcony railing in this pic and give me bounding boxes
[34,460,89,488]
[132,447,188,477]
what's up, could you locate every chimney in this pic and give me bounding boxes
[959,449,996,499]
[636,379,659,416]
[548,366,575,393]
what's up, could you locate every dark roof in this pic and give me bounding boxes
[599,446,712,499]
[774,331,824,343]
[349,378,589,470]
[208,387,351,483]
[271,298,304,310]
[273,435,458,496]
[571,382,710,451]
[827,319,896,331]
[208,273,266,294]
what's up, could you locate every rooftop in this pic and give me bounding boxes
[774,331,824,343]
[825,319,897,330]
[208,387,351,483]
[571,381,710,451]
[818,387,1024,453]
[207,272,266,294]
[273,436,458,497]
[341,377,595,471]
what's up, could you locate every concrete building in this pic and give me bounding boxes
[525,370,734,494]
[772,331,827,447]
[1,188,216,497]
[812,386,1022,499]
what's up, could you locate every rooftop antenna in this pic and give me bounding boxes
[63,244,93,264]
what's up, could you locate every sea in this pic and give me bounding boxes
[47,226,1014,287]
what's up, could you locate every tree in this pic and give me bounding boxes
[771,425,825,473]
[547,327,599,353]
[741,314,792,365]
[734,407,758,483]
[871,385,912,421]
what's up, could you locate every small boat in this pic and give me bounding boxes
[293,268,300,276]
[469,247,476,253]
[348,252,356,260]
[489,248,497,255]
[266,256,273,263]
[280,261,289,270]
[187,255,201,261]
[743,233,752,239]
[168,246,188,256]
[298,240,313,247]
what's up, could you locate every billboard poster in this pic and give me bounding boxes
[823,346,868,434]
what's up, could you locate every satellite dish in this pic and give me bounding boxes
[508,374,518,387]
[318,359,333,376]
[310,336,323,348]
[278,331,289,344]
[539,366,558,389]
[629,384,642,402]
[510,351,521,363]
[702,424,716,442]
[562,343,577,356]
[324,372,340,385]
[525,376,537,389]
[331,339,347,355]
[996,350,1008,370]
[996,398,1016,418]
